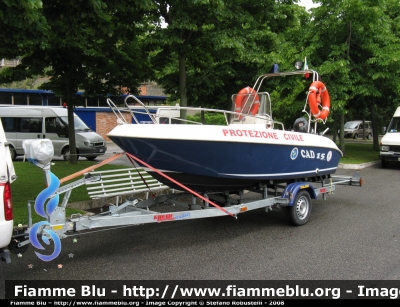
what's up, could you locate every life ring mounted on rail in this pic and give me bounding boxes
[234,86,260,119]
[308,81,330,121]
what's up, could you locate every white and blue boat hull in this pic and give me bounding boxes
[108,124,342,192]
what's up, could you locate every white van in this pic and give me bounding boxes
[379,106,400,168]
[0,106,107,161]
[0,118,16,264]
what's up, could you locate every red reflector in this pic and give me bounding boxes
[3,183,13,221]
[320,188,327,193]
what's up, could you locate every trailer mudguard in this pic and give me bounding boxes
[281,182,317,206]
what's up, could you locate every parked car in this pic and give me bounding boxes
[339,120,373,139]
[0,119,17,264]
[379,106,400,168]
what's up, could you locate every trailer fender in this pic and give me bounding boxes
[281,182,317,207]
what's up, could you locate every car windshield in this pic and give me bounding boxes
[344,122,358,129]
[387,117,400,133]
[60,116,91,131]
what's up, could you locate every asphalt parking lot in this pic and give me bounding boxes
[3,138,400,300]
[2,162,400,296]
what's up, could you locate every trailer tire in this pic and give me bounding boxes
[287,190,312,226]
[8,237,29,254]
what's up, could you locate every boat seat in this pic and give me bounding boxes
[293,117,309,133]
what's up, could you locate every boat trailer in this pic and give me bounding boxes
[10,157,362,260]
[9,144,362,262]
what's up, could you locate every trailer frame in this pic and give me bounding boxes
[10,153,362,259]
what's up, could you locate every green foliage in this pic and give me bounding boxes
[187,112,227,125]
[28,0,154,99]
[148,0,298,112]
[0,0,47,59]
[0,0,156,164]
[272,0,400,150]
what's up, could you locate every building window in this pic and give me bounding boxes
[0,92,12,105]
[48,95,62,106]
[28,94,43,105]
[86,97,99,107]
[14,93,28,105]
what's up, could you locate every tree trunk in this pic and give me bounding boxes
[362,114,365,140]
[339,112,345,156]
[332,114,338,143]
[371,103,379,152]
[178,51,187,120]
[66,91,78,164]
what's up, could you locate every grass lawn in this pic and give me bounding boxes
[10,143,380,226]
[11,161,128,226]
[339,143,380,164]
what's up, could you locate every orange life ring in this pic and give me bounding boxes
[234,86,260,119]
[308,81,330,120]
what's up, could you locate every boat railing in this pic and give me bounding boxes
[299,91,329,135]
[158,106,280,126]
[252,70,319,94]
[106,97,129,124]
[106,94,285,130]
[250,70,328,135]
[147,105,285,130]
[107,95,158,124]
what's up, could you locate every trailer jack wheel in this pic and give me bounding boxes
[8,237,29,254]
[287,190,312,226]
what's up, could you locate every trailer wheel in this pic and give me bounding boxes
[287,190,312,226]
[8,237,29,254]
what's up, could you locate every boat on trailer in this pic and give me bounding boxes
[7,70,362,264]
[107,69,342,193]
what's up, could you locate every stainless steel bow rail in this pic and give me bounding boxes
[6,150,362,263]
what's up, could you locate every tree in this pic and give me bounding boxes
[299,0,400,153]
[146,0,299,117]
[0,0,154,163]
[0,0,47,58]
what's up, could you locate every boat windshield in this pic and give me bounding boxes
[387,117,400,133]
[344,122,358,129]
[231,92,271,118]
[60,116,92,132]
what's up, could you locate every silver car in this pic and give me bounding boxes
[339,120,373,139]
